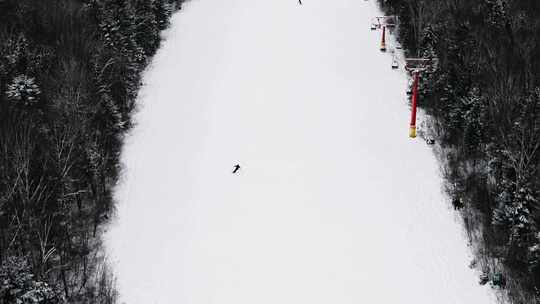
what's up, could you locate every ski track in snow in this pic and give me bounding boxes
[106,0,496,303]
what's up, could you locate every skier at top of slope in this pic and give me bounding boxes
[232,164,241,174]
[298,0,302,4]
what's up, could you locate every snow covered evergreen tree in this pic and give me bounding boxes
[133,0,161,56]
[484,0,509,29]
[492,181,537,248]
[6,74,41,106]
[154,0,173,31]
[462,87,487,152]
[0,256,62,304]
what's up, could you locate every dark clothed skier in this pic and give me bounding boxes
[232,164,241,174]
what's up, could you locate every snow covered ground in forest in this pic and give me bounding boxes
[106,0,495,303]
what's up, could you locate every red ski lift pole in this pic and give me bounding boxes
[380,26,387,52]
[409,71,420,138]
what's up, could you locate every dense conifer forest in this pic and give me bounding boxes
[379,0,540,302]
[0,0,182,302]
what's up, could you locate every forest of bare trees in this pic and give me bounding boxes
[0,0,182,302]
[379,0,540,302]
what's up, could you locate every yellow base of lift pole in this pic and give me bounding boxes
[409,125,417,138]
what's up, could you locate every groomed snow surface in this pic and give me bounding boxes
[106,0,495,303]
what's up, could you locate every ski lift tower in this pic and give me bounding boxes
[404,58,437,138]
[370,16,398,52]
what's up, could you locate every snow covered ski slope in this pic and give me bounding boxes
[106,0,495,303]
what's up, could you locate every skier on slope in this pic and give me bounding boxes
[232,164,241,174]
[298,0,302,5]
